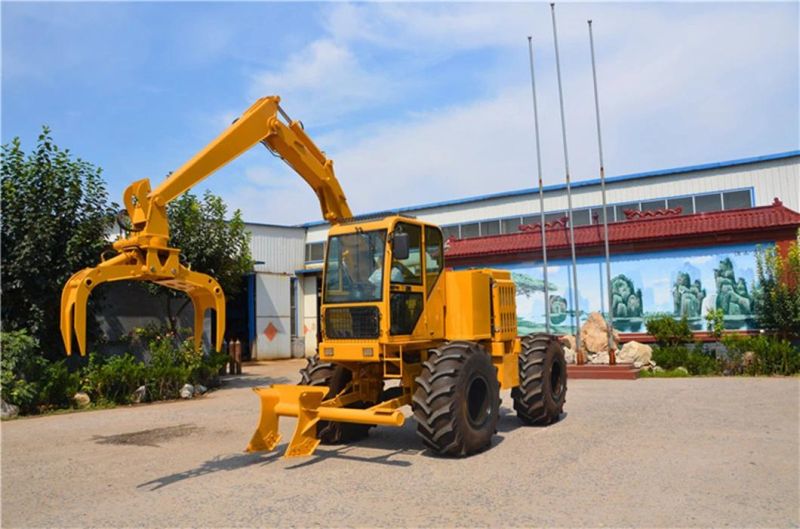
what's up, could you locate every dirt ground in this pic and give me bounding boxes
[2,360,798,528]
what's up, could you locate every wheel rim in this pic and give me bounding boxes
[550,359,565,400]
[466,375,491,427]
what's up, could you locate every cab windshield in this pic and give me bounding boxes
[323,230,387,303]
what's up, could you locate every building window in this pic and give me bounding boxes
[305,242,325,262]
[695,193,722,213]
[480,220,500,236]
[441,225,459,240]
[668,197,693,215]
[590,206,614,224]
[544,211,566,224]
[460,223,479,238]
[521,215,537,226]
[723,190,751,210]
[641,199,666,211]
[501,217,522,234]
[615,203,639,221]
[571,209,591,226]
[290,277,299,338]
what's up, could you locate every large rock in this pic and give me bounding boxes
[588,351,610,365]
[73,392,91,408]
[562,346,576,364]
[617,341,653,365]
[132,385,146,404]
[1,399,19,419]
[180,384,194,399]
[579,312,619,354]
[560,335,576,351]
[194,384,207,396]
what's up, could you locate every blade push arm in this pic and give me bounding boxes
[61,96,351,355]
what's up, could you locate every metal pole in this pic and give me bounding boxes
[527,37,551,334]
[588,20,615,358]
[550,3,582,351]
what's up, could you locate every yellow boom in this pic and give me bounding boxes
[61,96,352,355]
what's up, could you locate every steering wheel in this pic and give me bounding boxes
[392,260,416,282]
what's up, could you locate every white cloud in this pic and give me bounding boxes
[248,39,392,125]
[211,2,797,225]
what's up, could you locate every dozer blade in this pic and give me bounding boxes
[60,250,226,356]
[246,384,406,458]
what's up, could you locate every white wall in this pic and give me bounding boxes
[302,275,319,357]
[304,155,799,242]
[253,272,292,360]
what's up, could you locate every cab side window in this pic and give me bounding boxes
[391,223,423,285]
[424,226,444,295]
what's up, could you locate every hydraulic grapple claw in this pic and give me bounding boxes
[59,248,226,356]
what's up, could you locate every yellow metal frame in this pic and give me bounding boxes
[61,96,353,355]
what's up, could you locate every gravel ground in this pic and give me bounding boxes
[2,360,798,528]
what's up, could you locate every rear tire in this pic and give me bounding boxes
[412,342,500,457]
[512,333,567,425]
[299,355,380,444]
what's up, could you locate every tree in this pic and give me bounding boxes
[755,236,800,338]
[152,190,253,333]
[1,128,116,359]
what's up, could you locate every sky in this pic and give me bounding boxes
[2,1,798,226]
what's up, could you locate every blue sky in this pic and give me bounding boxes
[3,2,798,225]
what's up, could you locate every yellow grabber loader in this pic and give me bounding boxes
[61,96,567,458]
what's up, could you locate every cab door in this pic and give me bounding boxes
[388,222,427,340]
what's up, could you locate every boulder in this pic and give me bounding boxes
[588,351,610,365]
[560,334,576,351]
[194,384,207,396]
[743,351,756,367]
[617,341,653,365]
[579,312,619,354]
[1,399,19,419]
[73,392,91,408]
[562,346,576,364]
[675,366,689,375]
[132,385,146,404]
[180,384,194,399]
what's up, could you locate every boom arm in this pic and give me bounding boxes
[61,96,351,356]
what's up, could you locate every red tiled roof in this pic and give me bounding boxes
[445,198,800,261]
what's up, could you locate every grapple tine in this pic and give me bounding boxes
[284,390,325,458]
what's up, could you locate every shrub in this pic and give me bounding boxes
[721,334,800,376]
[705,308,725,341]
[38,360,81,409]
[646,314,693,347]
[1,330,47,413]
[652,343,720,376]
[82,353,146,405]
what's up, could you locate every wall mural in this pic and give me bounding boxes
[490,243,766,335]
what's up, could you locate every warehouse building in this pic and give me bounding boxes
[238,150,800,360]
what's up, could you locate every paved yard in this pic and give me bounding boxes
[2,360,798,528]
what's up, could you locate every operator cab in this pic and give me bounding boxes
[321,215,445,353]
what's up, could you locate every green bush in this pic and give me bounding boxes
[651,344,720,376]
[39,360,81,409]
[721,334,800,376]
[1,330,47,413]
[646,314,693,347]
[81,353,146,405]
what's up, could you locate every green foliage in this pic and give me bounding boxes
[755,239,800,338]
[3,327,227,414]
[1,330,47,413]
[651,344,719,376]
[722,334,800,376]
[638,368,690,378]
[645,314,693,347]
[167,191,253,296]
[704,308,725,340]
[1,129,117,358]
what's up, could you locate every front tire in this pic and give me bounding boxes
[512,333,567,425]
[412,342,500,457]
